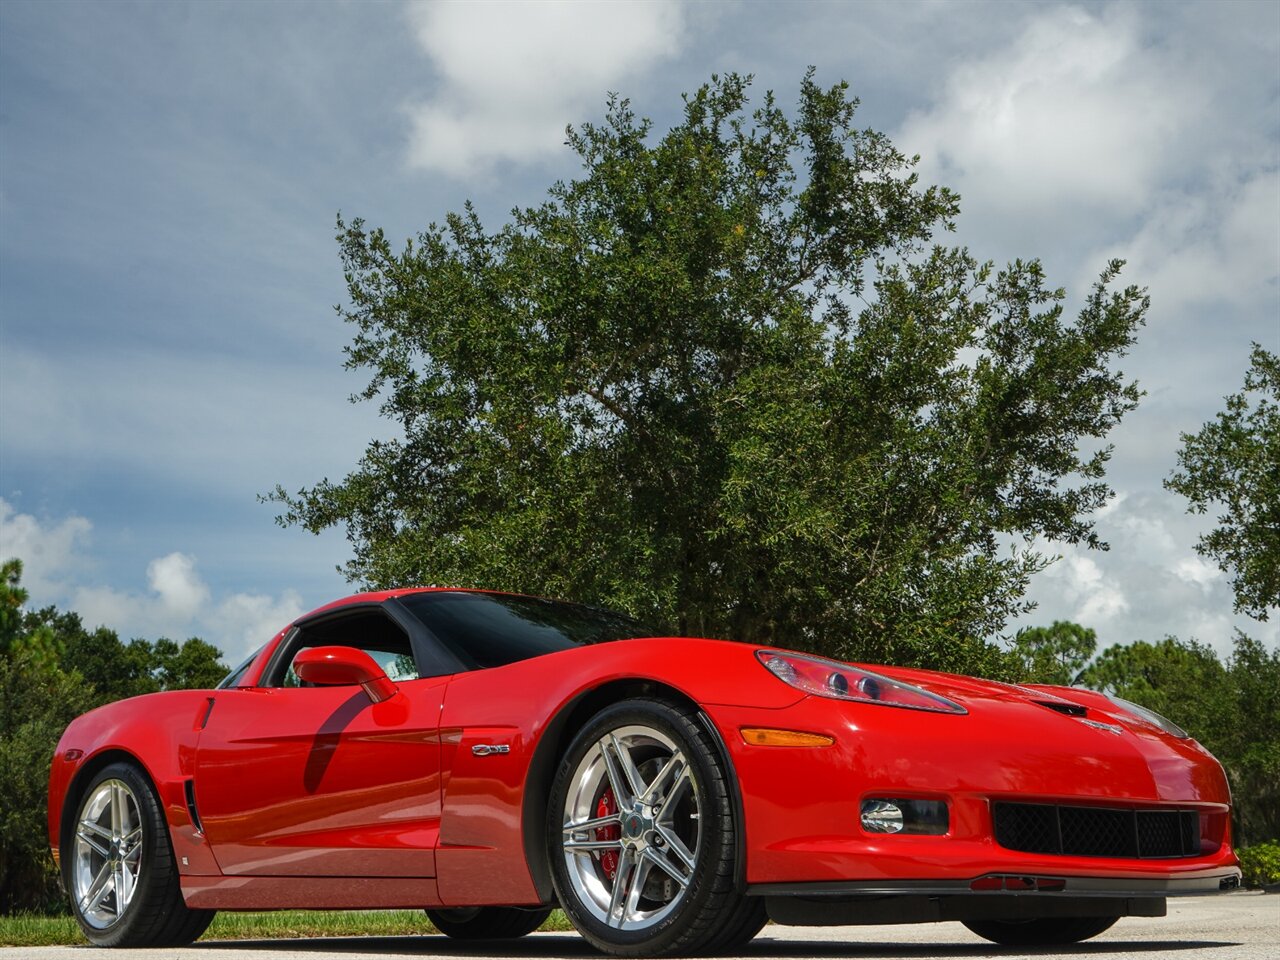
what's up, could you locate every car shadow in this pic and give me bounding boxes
[194,933,1242,957]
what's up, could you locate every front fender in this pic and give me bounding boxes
[49,691,222,877]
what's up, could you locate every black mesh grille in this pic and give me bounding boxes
[1181,811,1200,854]
[993,802,1200,859]
[1061,805,1135,857]
[993,802,1058,853]
[1137,811,1180,857]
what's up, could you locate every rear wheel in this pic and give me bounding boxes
[65,762,215,947]
[548,698,749,956]
[425,906,551,939]
[963,916,1119,945]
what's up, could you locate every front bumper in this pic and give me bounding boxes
[751,870,1243,899]
[706,698,1239,887]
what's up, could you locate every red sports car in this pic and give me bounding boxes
[49,588,1240,954]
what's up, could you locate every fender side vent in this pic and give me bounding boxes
[184,779,204,835]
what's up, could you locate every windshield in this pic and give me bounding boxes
[215,646,262,689]
[398,591,654,670]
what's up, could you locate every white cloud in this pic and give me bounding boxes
[1018,490,1277,656]
[214,590,306,658]
[404,0,686,176]
[0,498,92,599]
[73,557,302,660]
[1044,552,1130,625]
[1174,555,1220,589]
[1087,169,1280,312]
[1,498,304,660]
[898,4,1202,222]
[147,552,211,618]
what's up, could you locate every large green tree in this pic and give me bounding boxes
[271,73,1148,673]
[1166,343,1280,621]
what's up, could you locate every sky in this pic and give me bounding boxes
[1,0,1277,664]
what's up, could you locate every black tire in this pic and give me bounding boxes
[698,895,767,953]
[963,916,1119,946]
[426,906,552,939]
[547,698,748,957]
[63,761,215,947]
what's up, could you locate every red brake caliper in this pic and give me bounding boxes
[596,787,620,879]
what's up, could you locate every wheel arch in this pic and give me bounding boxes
[520,678,745,903]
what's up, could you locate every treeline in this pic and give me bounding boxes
[0,559,226,913]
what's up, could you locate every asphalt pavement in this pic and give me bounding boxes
[6,891,1276,960]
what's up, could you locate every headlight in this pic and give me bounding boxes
[1105,695,1190,739]
[757,650,967,715]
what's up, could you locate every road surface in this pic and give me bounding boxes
[6,891,1276,960]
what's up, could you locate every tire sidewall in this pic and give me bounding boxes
[547,699,732,954]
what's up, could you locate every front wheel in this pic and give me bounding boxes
[425,906,552,939]
[65,762,215,946]
[548,698,750,956]
[963,916,1119,945]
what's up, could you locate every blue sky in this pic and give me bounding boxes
[1,0,1277,662]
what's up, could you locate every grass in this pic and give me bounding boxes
[0,909,576,947]
[0,913,81,948]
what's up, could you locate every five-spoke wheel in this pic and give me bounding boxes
[548,699,758,956]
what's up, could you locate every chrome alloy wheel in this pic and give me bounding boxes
[73,779,143,929]
[561,724,701,931]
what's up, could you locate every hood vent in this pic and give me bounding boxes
[1032,699,1087,717]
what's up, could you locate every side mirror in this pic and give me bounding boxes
[293,646,398,704]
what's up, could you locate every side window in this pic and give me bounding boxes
[273,609,420,687]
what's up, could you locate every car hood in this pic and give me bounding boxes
[866,663,1085,709]
[857,660,1204,747]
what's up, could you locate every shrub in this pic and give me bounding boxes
[1237,841,1280,888]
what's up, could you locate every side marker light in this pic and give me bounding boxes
[739,727,835,747]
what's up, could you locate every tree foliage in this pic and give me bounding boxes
[1166,343,1280,621]
[0,559,227,913]
[0,647,93,914]
[1008,620,1097,685]
[271,73,1147,674]
[19,604,227,702]
[1078,632,1280,845]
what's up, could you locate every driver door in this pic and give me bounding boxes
[193,604,447,877]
